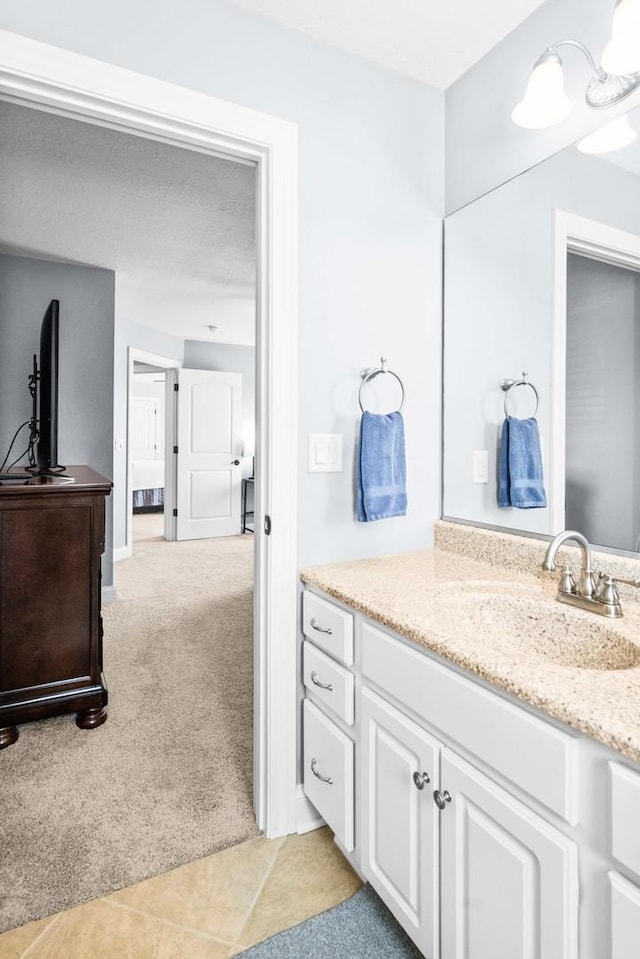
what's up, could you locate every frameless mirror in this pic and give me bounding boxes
[443,101,640,554]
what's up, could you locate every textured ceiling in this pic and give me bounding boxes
[0,102,256,346]
[230,0,549,88]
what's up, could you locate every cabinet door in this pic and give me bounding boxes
[440,750,578,959]
[610,871,640,959]
[361,688,440,959]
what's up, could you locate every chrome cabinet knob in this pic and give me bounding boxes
[433,789,452,809]
[412,771,430,790]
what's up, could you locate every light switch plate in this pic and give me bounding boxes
[308,434,344,472]
[472,449,489,484]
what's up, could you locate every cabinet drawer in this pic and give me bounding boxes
[303,699,354,851]
[303,641,354,725]
[611,762,640,876]
[361,621,578,823]
[303,591,353,666]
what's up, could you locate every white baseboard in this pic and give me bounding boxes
[295,784,325,835]
[113,545,132,563]
[102,585,117,604]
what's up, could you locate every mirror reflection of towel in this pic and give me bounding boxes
[357,411,407,522]
[498,416,547,509]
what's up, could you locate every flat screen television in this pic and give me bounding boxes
[35,298,62,473]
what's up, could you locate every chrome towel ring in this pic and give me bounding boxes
[500,371,539,418]
[359,357,405,414]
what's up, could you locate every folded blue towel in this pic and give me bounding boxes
[357,411,407,522]
[498,416,547,509]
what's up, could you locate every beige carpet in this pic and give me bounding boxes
[0,532,258,934]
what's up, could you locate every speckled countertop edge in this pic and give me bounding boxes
[301,525,640,765]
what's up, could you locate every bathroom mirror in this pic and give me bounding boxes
[442,101,640,554]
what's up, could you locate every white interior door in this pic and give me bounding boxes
[132,397,160,461]
[176,368,243,540]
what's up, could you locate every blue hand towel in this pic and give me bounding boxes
[498,416,547,509]
[357,411,407,522]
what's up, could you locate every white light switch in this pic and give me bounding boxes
[309,434,344,472]
[472,449,489,484]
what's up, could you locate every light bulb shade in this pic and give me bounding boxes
[577,114,637,153]
[601,0,640,74]
[512,55,573,129]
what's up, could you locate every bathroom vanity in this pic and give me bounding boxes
[301,522,640,959]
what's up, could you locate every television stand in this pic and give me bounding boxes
[0,466,112,747]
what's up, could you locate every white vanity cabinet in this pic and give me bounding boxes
[301,590,356,852]
[300,583,640,959]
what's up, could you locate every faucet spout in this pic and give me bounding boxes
[543,529,593,573]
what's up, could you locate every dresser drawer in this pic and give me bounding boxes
[361,621,578,823]
[303,699,354,851]
[303,641,354,725]
[611,762,640,876]
[303,591,354,666]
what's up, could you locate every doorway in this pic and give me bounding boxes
[0,32,299,840]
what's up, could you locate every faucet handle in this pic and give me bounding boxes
[595,574,620,606]
[558,565,576,594]
[612,576,640,590]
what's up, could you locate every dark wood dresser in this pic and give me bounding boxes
[0,466,112,748]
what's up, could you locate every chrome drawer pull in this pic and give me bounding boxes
[310,670,333,691]
[310,758,333,785]
[310,617,333,635]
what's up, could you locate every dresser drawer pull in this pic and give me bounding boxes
[310,758,333,785]
[310,617,333,635]
[310,670,334,691]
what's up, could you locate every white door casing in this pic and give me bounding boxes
[0,32,299,839]
[176,369,242,539]
[551,211,640,536]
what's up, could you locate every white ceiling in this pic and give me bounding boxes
[230,0,549,89]
[0,101,257,346]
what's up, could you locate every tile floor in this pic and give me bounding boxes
[0,827,361,958]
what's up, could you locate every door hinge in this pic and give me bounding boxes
[174,383,179,392]
[173,445,178,454]
[172,508,178,517]
[264,514,272,535]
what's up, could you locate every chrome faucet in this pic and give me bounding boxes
[542,529,637,619]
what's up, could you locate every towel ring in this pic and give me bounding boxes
[500,371,539,418]
[359,357,405,414]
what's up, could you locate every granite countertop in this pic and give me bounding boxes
[301,532,640,764]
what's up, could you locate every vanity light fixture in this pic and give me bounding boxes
[512,0,640,129]
[577,114,637,153]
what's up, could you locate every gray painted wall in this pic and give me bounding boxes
[113,315,184,552]
[0,253,115,582]
[183,341,255,478]
[0,0,445,569]
[445,0,640,213]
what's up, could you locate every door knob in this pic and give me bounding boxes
[231,459,240,465]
